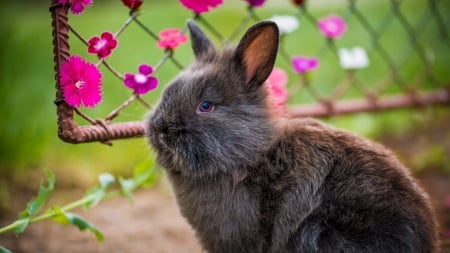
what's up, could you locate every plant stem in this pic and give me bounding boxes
[0,188,123,234]
[0,219,27,234]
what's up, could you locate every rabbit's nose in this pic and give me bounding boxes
[148,115,169,147]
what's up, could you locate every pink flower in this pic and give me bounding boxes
[87,32,118,59]
[266,67,288,117]
[244,0,265,7]
[121,0,143,10]
[291,56,319,73]
[59,55,102,108]
[179,0,223,13]
[317,14,347,39]
[157,29,188,50]
[124,64,158,95]
[58,0,93,15]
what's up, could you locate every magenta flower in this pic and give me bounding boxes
[266,67,288,116]
[317,14,347,39]
[244,0,265,7]
[124,64,158,95]
[58,0,93,15]
[179,0,223,13]
[59,55,102,108]
[87,32,118,59]
[291,56,319,74]
[121,0,143,10]
[157,29,188,50]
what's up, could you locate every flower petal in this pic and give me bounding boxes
[270,15,299,35]
[122,0,143,9]
[267,67,288,89]
[179,0,222,13]
[139,64,153,75]
[71,3,85,14]
[157,28,188,49]
[88,37,100,45]
[317,14,347,39]
[209,0,224,7]
[97,48,112,58]
[266,67,288,108]
[134,77,158,95]
[338,47,369,69]
[291,56,319,73]
[244,0,265,7]
[124,73,136,89]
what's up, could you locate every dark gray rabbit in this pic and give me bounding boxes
[147,20,438,253]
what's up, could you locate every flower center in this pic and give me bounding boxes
[297,60,310,71]
[95,39,107,50]
[134,73,148,84]
[75,80,85,89]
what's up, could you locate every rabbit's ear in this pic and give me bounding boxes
[235,21,279,88]
[187,20,215,59]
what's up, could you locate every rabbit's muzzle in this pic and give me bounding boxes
[148,114,183,152]
[148,118,168,149]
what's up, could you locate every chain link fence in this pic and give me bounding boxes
[50,0,450,144]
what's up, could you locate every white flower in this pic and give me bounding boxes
[338,47,369,70]
[269,15,300,35]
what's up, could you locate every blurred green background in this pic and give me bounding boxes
[0,0,449,211]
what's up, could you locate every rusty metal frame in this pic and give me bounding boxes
[50,0,145,145]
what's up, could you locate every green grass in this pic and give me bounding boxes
[0,0,448,186]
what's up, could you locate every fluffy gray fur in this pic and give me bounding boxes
[146,20,438,252]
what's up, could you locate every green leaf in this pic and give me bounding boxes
[133,159,154,177]
[19,169,55,218]
[18,210,28,219]
[50,206,70,225]
[98,173,115,189]
[133,160,160,188]
[0,246,13,253]
[83,173,115,209]
[50,208,103,241]
[119,177,135,201]
[12,218,29,234]
[83,187,105,209]
[65,212,103,242]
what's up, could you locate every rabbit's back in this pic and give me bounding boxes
[268,118,438,252]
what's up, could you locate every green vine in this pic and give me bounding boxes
[0,161,160,252]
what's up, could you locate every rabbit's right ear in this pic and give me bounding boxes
[187,20,215,59]
[235,21,279,90]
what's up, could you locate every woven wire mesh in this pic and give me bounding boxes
[50,0,450,145]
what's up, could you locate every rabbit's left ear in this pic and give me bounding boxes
[235,21,279,89]
[187,20,216,60]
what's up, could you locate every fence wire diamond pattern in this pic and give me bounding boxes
[50,0,450,145]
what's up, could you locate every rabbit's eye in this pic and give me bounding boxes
[197,101,214,113]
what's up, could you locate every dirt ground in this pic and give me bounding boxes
[1,171,449,253]
[0,189,202,253]
[1,110,450,253]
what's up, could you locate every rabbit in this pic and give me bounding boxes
[146,20,438,253]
